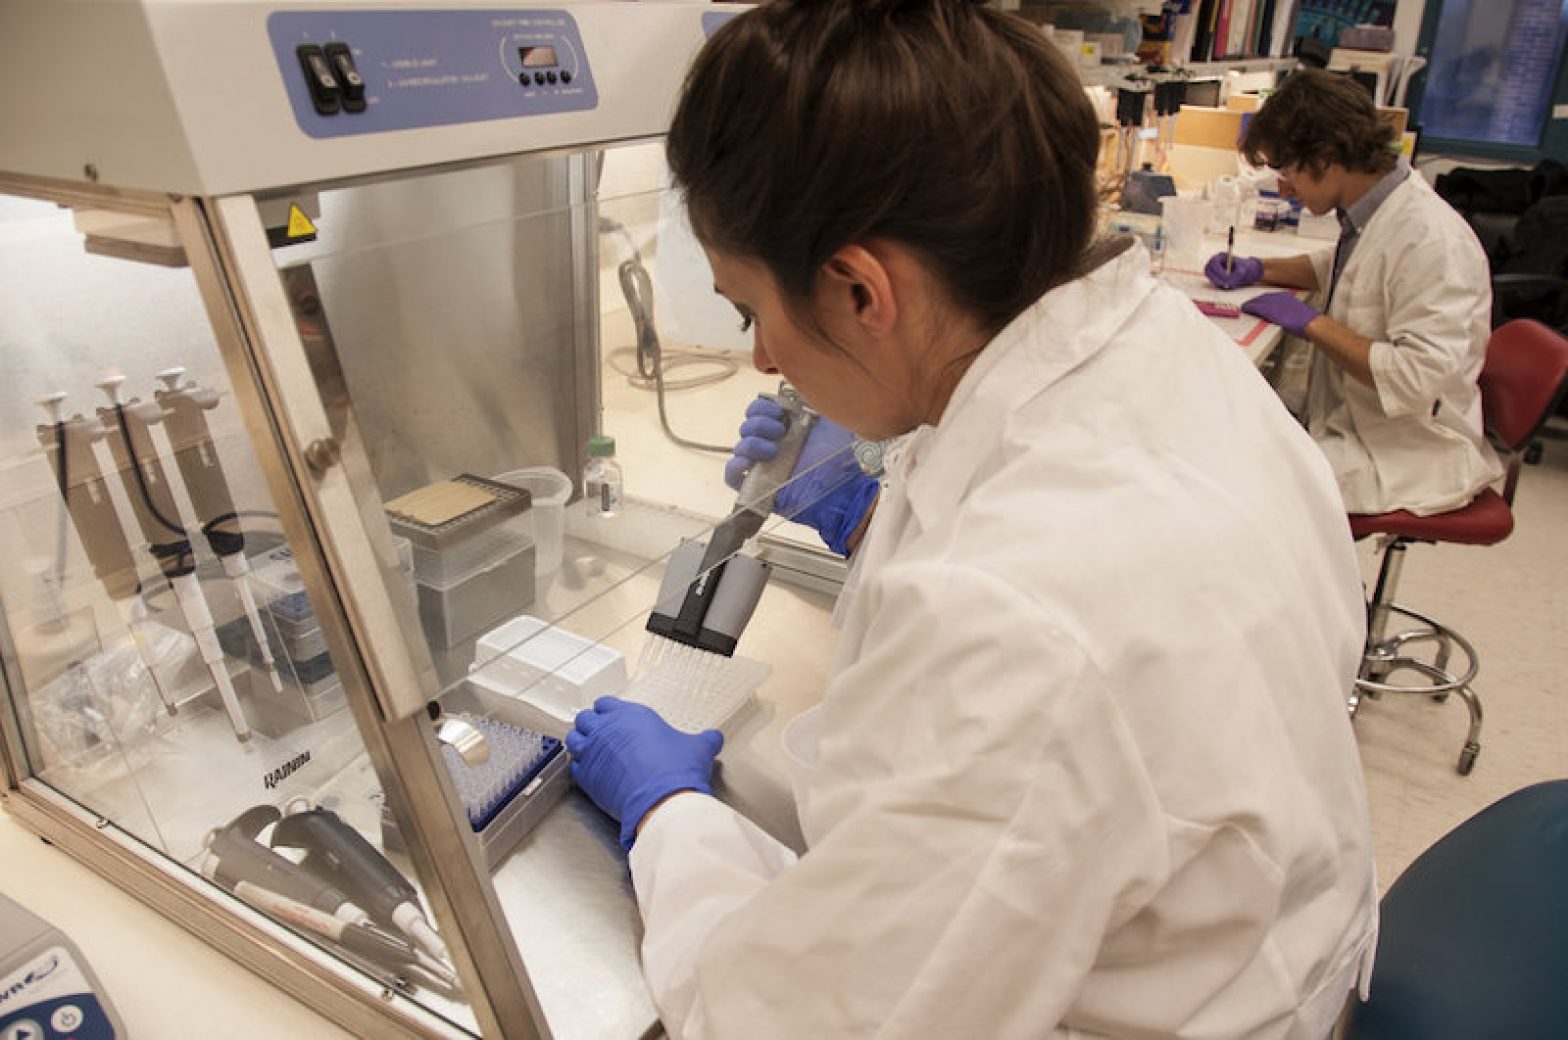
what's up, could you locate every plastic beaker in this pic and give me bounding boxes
[493,467,572,575]
[1160,195,1211,274]
[1207,176,1243,235]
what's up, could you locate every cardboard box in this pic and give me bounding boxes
[1174,106,1246,149]
[1379,106,1409,139]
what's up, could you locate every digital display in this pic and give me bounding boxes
[520,46,558,68]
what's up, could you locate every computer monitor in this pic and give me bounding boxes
[1185,79,1222,109]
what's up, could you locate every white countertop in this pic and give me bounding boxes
[1164,226,1336,365]
[0,802,353,1039]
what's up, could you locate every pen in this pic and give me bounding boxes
[1226,226,1235,275]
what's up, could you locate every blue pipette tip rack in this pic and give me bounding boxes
[382,714,569,870]
[441,716,563,831]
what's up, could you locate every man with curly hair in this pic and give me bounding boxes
[1207,69,1502,518]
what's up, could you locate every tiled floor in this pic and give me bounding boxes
[1352,423,1568,892]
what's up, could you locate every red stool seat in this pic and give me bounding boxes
[1349,320,1568,775]
[1350,487,1514,546]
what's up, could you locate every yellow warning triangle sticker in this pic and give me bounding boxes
[286,204,316,239]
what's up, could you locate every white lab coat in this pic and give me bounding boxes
[631,245,1378,1039]
[1304,173,1504,516]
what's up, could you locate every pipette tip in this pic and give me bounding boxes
[406,917,448,962]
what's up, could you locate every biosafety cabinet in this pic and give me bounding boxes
[0,3,841,1037]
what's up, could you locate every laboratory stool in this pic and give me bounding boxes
[1341,780,1568,1040]
[1347,319,1568,774]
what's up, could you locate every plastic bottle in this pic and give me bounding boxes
[583,434,623,518]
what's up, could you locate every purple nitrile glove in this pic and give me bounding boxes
[1242,291,1321,338]
[566,696,724,851]
[1204,252,1264,291]
[724,395,879,557]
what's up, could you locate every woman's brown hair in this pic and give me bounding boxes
[665,0,1100,338]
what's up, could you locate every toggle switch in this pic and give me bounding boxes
[323,42,366,112]
[297,44,341,115]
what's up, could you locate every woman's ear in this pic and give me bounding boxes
[819,243,899,336]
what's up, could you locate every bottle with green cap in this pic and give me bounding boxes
[583,434,623,518]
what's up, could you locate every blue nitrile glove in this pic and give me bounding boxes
[566,696,724,851]
[1204,252,1265,290]
[1242,291,1322,338]
[724,396,880,557]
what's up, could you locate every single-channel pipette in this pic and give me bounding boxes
[272,803,450,965]
[154,367,283,693]
[95,375,251,742]
[36,392,180,715]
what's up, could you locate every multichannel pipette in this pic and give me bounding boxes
[699,384,819,575]
[645,383,813,657]
[154,367,283,693]
[271,803,450,964]
[36,392,180,715]
[95,374,251,742]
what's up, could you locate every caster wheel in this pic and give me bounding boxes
[1524,442,1543,466]
[1458,745,1479,776]
[1431,693,1450,703]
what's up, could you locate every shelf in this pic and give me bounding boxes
[1077,54,1297,88]
[1182,55,1298,75]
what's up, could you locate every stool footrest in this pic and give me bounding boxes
[1355,602,1483,775]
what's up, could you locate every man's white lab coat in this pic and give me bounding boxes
[1305,173,1504,516]
[631,245,1378,1039]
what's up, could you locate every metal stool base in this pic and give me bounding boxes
[1353,602,1483,775]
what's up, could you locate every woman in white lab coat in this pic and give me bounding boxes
[1205,69,1503,516]
[565,3,1379,1036]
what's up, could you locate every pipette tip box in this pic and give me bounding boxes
[380,714,568,870]
[386,474,537,648]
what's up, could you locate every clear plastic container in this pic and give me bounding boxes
[1160,195,1210,272]
[1206,175,1244,235]
[404,518,531,588]
[469,614,628,725]
[493,467,572,575]
[1254,196,1289,232]
[415,540,535,649]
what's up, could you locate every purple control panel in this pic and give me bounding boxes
[268,9,598,139]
